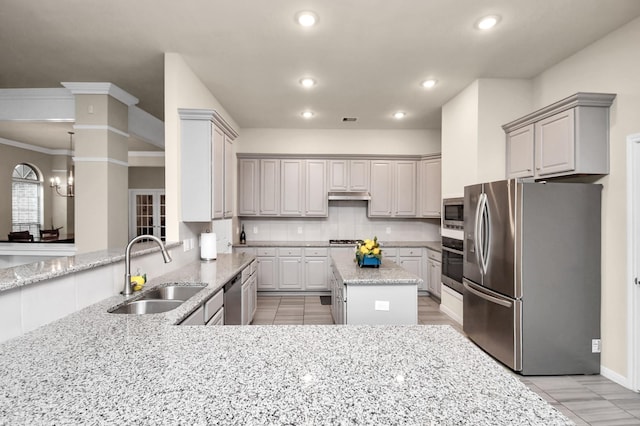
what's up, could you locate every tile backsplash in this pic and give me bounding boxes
[239,201,440,243]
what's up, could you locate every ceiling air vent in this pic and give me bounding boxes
[342,117,357,122]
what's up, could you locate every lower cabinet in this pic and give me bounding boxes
[241,260,257,325]
[256,248,278,290]
[426,248,442,299]
[397,248,424,290]
[180,288,224,326]
[278,248,303,290]
[304,248,329,291]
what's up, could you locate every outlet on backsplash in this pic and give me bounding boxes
[297,227,303,234]
[385,227,391,234]
[253,226,258,234]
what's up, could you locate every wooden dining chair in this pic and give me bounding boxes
[39,229,60,241]
[8,231,34,242]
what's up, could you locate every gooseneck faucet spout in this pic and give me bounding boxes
[122,235,172,296]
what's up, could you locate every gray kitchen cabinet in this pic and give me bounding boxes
[398,247,424,290]
[503,92,616,180]
[369,160,417,217]
[180,305,206,326]
[305,160,328,216]
[212,125,225,219]
[256,247,278,290]
[280,159,304,216]
[260,159,280,215]
[304,247,329,290]
[369,160,393,216]
[329,159,370,192]
[241,260,257,325]
[506,124,535,178]
[178,108,238,222]
[224,135,234,218]
[278,247,303,290]
[419,156,441,217]
[426,248,441,299]
[238,159,259,216]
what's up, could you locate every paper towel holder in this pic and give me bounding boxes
[200,230,217,261]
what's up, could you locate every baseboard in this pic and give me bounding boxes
[600,365,633,391]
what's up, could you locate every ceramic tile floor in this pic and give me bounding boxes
[252,294,640,425]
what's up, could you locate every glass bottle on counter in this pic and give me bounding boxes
[240,224,246,244]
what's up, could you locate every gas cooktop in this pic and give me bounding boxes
[329,239,362,245]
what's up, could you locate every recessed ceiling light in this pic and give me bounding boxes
[299,78,316,88]
[476,15,500,30]
[296,11,318,27]
[301,111,314,119]
[421,79,437,89]
[393,111,406,119]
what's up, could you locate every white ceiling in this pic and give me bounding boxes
[1,0,640,137]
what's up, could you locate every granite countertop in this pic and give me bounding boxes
[235,240,442,252]
[331,255,423,286]
[0,308,571,425]
[0,241,183,293]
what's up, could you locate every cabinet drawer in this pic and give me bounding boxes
[180,305,205,326]
[399,247,422,257]
[206,307,224,326]
[278,247,302,257]
[256,247,276,257]
[382,248,398,257]
[241,265,251,283]
[427,249,442,262]
[234,247,255,256]
[304,247,328,257]
[204,289,224,323]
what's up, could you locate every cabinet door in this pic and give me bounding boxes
[250,274,257,322]
[506,125,535,179]
[305,257,328,290]
[369,161,393,216]
[305,160,327,216]
[279,257,303,289]
[238,159,259,216]
[180,117,212,221]
[349,160,370,191]
[257,257,278,290]
[241,281,250,325]
[395,161,417,216]
[535,109,575,177]
[420,158,441,217]
[260,159,280,215]
[224,135,234,218]
[399,257,422,285]
[328,160,348,191]
[428,259,442,298]
[280,160,303,216]
[212,125,225,219]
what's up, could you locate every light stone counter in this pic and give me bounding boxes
[235,240,442,251]
[0,241,182,293]
[331,254,423,286]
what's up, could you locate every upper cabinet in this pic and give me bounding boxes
[503,92,616,180]
[239,157,327,217]
[369,160,417,218]
[179,108,238,222]
[328,159,370,192]
[418,156,441,218]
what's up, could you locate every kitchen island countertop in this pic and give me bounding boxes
[0,254,570,425]
[331,254,423,286]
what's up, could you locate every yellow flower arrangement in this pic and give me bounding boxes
[355,237,382,267]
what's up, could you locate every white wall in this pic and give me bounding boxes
[237,128,441,156]
[531,16,640,383]
[164,53,240,248]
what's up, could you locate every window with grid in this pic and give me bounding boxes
[12,164,42,234]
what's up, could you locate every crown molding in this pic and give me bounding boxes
[61,82,139,106]
[178,108,239,140]
[0,137,70,156]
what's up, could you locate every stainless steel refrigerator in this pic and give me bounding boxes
[463,179,602,375]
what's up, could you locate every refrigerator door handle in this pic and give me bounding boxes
[473,193,483,269]
[464,281,512,308]
[477,193,489,275]
[481,193,490,274]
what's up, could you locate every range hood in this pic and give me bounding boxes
[327,191,371,201]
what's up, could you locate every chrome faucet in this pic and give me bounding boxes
[122,235,172,296]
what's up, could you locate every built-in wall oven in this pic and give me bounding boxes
[441,236,463,294]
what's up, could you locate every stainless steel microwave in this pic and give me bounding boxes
[443,197,464,230]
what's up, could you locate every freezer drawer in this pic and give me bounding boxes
[463,279,522,371]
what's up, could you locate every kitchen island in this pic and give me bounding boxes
[330,255,422,325]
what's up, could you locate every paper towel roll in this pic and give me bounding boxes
[200,232,217,260]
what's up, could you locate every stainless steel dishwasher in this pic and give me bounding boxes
[223,274,242,325]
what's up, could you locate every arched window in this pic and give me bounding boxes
[12,164,42,234]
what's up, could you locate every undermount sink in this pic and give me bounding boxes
[108,284,208,315]
[109,299,184,315]
[137,284,207,301]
